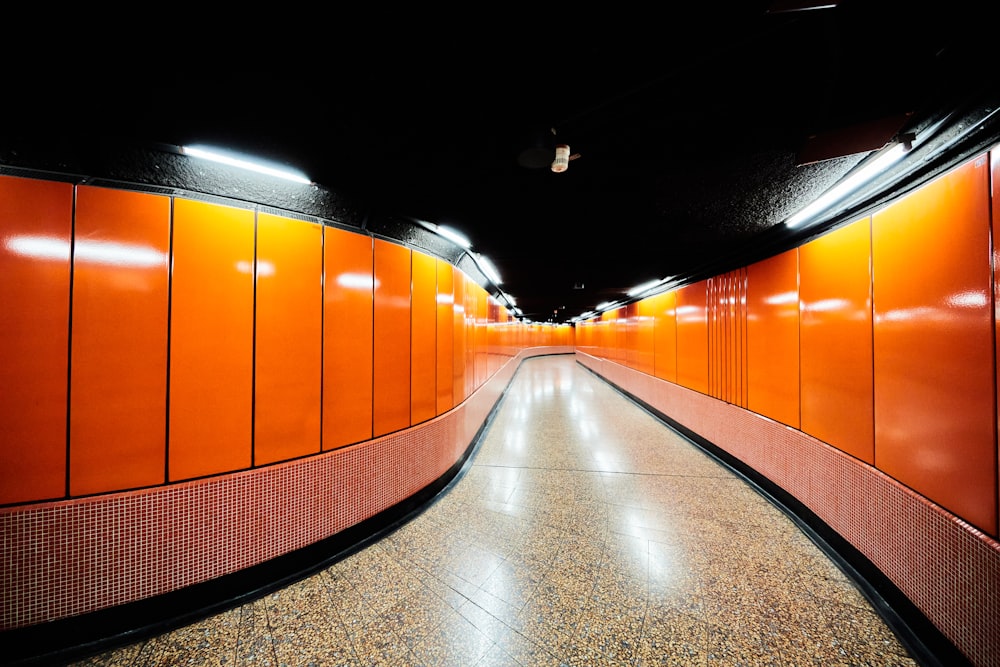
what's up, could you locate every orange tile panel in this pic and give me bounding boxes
[994,148,1000,534]
[373,238,412,436]
[0,176,73,504]
[873,155,996,535]
[746,249,800,429]
[411,250,437,424]
[452,271,467,406]
[69,186,170,496]
[168,199,254,481]
[635,298,656,376]
[253,213,322,466]
[323,227,373,450]
[675,281,709,394]
[651,290,677,383]
[799,216,874,463]
[436,260,455,414]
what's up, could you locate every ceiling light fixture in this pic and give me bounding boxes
[182,145,312,184]
[785,134,915,228]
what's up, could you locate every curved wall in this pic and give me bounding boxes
[0,171,575,633]
[575,148,1000,667]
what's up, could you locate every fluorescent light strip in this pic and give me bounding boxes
[182,145,312,184]
[786,142,908,228]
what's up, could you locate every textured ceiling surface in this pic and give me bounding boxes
[4,1,996,321]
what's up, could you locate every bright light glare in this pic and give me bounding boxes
[337,273,377,290]
[435,225,471,249]
[627,278,667,298]
[182,145,312,184]
[786,142,908,228]
[7,236,164,267]
[474,253,502,284]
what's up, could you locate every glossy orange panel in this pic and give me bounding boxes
[373,238,411,436]
[475,287,488,388]
[69,186,170,495]
[651,290,677,383]
[323,227,373,450]
[993,148,1000,533]
[0,176,72,504]
[873,155,996,534]
[254,213,322,466]
[635,297,656,376]
[411,250,437,424]
[800,217,874,463]
[436,260,455,414]
[169,199,254,481]
[452,271,467,406]
[675,281,708,394]
[746,249,800,428]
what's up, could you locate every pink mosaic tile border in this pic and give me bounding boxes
[577,351,1000,667]
[0,348,570,631]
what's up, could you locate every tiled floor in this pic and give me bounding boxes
[72,355,917,666]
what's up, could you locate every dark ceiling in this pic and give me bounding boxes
[4,0,996,322]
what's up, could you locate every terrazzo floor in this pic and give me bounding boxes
[71,355,917,666]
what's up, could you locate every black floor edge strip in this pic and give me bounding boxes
[0,364,519,667]
[579,362,974,667]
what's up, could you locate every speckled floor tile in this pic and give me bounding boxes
[68,356,917,666]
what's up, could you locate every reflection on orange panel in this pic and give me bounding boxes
[800,217,874,463]
[169,200,254,481]
[651,291,677,383]
[0,176,72,504]
[323,227,373,450]
[747,250,800,429]
[452,271,467,406]
[69,187,170,496]
[411,250,437,424]
[873,155,996,535]
[624,303,638,370]
[465,284,477,397]
[254,213,322,466]
[635,298,656,376]
[373,238,412,436]
[675,282,708,394]
[993,149,1000,530]
[475,287,488,388]
[436,260,455,414]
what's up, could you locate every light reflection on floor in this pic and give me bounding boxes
[73,355,916,666]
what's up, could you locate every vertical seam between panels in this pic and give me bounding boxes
[868,214,876,469]
[65,185,77,499]
[164,197,174,483]
[251,210,258,467]
[319,225,325,452]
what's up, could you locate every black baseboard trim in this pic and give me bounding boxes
[579,361,974,667]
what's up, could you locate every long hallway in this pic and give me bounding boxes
[72,355,916,666]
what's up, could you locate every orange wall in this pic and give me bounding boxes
[799,216,874,463]
[373,238,412,436]
[746,249,800,429]
[576,148,1000,537]
[69,186,171,495]
[323,227,374,450]
[651,290,677,383]
[411,250,437,425]
[0,176,72,504]
[169,200,255,481]
[254,213,323,466]
[872,156,995,534]
[675,281,709,394]
[436,261,455,414]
